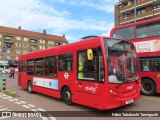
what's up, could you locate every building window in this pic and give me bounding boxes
[23,44,28,48]
[16,43,21,47]
[48,41,51,44]
[153,4,160,9]
[55,42,61,46]
[30,39,37,44]
[4,36,13,42]
[23,50,28,54]
[40,39,43,43]
[16,37,21,40]
[43,46,45,50]
[16,50,21,54]
[7,49,10,53]
[138,0,144,2]
[39,46,42,49]
[6,56,10,59]
[137,9,145,15]
[124,13,128,18]
[43,40,45,44]
[24,38,28,41]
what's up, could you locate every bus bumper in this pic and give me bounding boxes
[98,87,140,110]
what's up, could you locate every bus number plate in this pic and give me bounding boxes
[126,99,133,105]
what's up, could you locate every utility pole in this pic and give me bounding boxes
[134,0,137,22]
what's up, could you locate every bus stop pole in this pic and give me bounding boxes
[3,43,6,91]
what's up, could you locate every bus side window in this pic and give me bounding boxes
[99,49,104,82]
[19,61,23,72]
[78,48,99,81]
[45,56,57,78]
[58,53,73,72]
[27,59,34,75]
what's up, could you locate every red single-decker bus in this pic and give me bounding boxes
[18,36,141,110]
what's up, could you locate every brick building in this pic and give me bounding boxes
[115,0,160,26]
[0,26,68,67]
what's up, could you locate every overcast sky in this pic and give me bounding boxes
[0,0,119,43]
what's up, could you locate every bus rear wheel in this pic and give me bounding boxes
[28,81,33,93]
[141,79,156,96]
[62,87,73,105]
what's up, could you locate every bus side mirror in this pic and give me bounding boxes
[87,49,93,60]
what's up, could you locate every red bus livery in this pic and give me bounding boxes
[110,17,160,96]
[18,36,140,110]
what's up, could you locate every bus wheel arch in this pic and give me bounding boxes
[27,80,33,93]
[141,78,156,96]
[61,86,73,105]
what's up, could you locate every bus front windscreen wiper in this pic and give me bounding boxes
[115,79,134,88]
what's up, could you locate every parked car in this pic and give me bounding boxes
[15,68,18,73]
[2,68,18,74]
[2,68,11,74]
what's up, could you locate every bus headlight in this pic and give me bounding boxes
[157,74,160,78]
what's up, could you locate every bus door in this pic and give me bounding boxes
[75,47,105,106]
[18,61,27,87]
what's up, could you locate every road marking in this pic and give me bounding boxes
[31,109,38,111]
[6,96,13,99]
[37,108,46,111]
[3,97,8,99]
[49,117,57,120]
[15,102,22,104]
[41,117,49,120]
[22,105,31,109]
[12,98,19,101]
[28,104,36,108]
[143,96,160,101]
[20,101,27,104]
[0,108,8,111]
[8,99,15,102]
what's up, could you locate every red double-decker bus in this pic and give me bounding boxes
[110,17,160,96]
[18,36,140,110]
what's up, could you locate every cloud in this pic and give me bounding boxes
[0,0,116,43]
[52,0,119,13]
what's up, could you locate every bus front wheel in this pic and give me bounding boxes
[28,81,33,93]
[141,79,156,96]
[62,87,73,105]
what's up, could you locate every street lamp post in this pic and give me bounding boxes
[134,0,137,22]
[3,43,6,80]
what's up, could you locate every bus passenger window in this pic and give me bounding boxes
[27,59,34,75]
[45,56,57,77]
[34,58,44,76]
[58,53,73,72]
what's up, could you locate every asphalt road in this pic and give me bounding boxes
[1,74,160,120]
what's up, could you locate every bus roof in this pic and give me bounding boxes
[110,17,160,36]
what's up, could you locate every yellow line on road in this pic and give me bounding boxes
[143,96,160,101]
